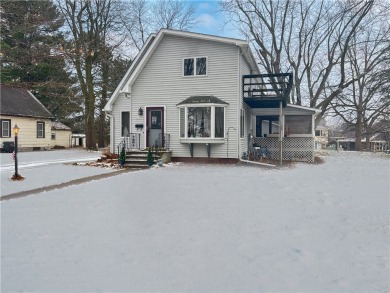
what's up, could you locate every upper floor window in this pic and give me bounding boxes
[183,57,207,76]
[1,119,11,138]
[37,121,45,138]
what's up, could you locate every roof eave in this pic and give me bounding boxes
[104,33,157,111]
[287,104,322,114]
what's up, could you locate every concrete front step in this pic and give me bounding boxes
[123,150,161,168]
[122,163,151,169]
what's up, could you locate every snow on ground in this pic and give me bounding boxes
[1,151,389,292]
[1,149,114,196]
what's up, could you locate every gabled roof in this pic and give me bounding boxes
[52,121,71,131]
[104,29,258,112]
[0,85,53,119]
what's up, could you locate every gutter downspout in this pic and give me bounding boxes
[237,47,241,161]
[239,158,276,167]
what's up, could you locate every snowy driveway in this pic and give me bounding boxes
[1,149,114,196]
[1,151,389,291]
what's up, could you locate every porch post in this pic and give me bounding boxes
[279,101,283,166]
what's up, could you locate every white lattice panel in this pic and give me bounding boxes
[253,137,314,162]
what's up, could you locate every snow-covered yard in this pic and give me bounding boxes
[1,149,113,196]
[1,151,389,292]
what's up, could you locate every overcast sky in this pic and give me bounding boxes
[191,1,241,38]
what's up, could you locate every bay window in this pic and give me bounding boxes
[188,107,211,138]
[177,95,228,141]
[179,106,225,139]
[215,107,224,138]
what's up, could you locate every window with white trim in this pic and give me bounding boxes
[1,119,11,138]
[183,57,207,76]
[121,111,130,137]
[240,109,245,138]
[179,108,185,138]
[179,106,225,139]
[215,107,224,138]
[37,121,45,138]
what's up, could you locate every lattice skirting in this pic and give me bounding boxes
[253,137,315,162]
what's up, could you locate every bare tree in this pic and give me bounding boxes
[221,0,377,123]
[152,0,196,30]
[330,26,390,150]
[58,0,124,149]
[121,0,197,53]
[120,0,151,51]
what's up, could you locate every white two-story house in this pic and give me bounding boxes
[104,29,320,162]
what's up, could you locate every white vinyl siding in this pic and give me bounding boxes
[239,54,254,156]
[131,34,240,158]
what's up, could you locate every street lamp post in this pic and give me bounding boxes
[12,124,21,179]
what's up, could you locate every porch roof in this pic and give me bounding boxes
[251,104,321,116]
[177,95,229,106]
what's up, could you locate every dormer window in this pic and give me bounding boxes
[183,57,207,76]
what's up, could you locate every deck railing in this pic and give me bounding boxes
[117,133,142,154]
[243,73,293,108]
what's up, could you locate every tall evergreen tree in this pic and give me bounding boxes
[0,0,80,126]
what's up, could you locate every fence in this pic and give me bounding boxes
[252,137,315,162]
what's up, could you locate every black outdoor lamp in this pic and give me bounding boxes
[12,124,22,180]
[138,107,143,116]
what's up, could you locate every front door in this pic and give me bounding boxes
[147,107,164,147]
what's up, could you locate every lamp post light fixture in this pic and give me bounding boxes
[11,124,23,180]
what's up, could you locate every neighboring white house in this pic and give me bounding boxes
[104,29,320,162]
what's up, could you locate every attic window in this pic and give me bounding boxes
[183,57,207,76]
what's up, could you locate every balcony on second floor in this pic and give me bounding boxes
[243,73,293,108]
